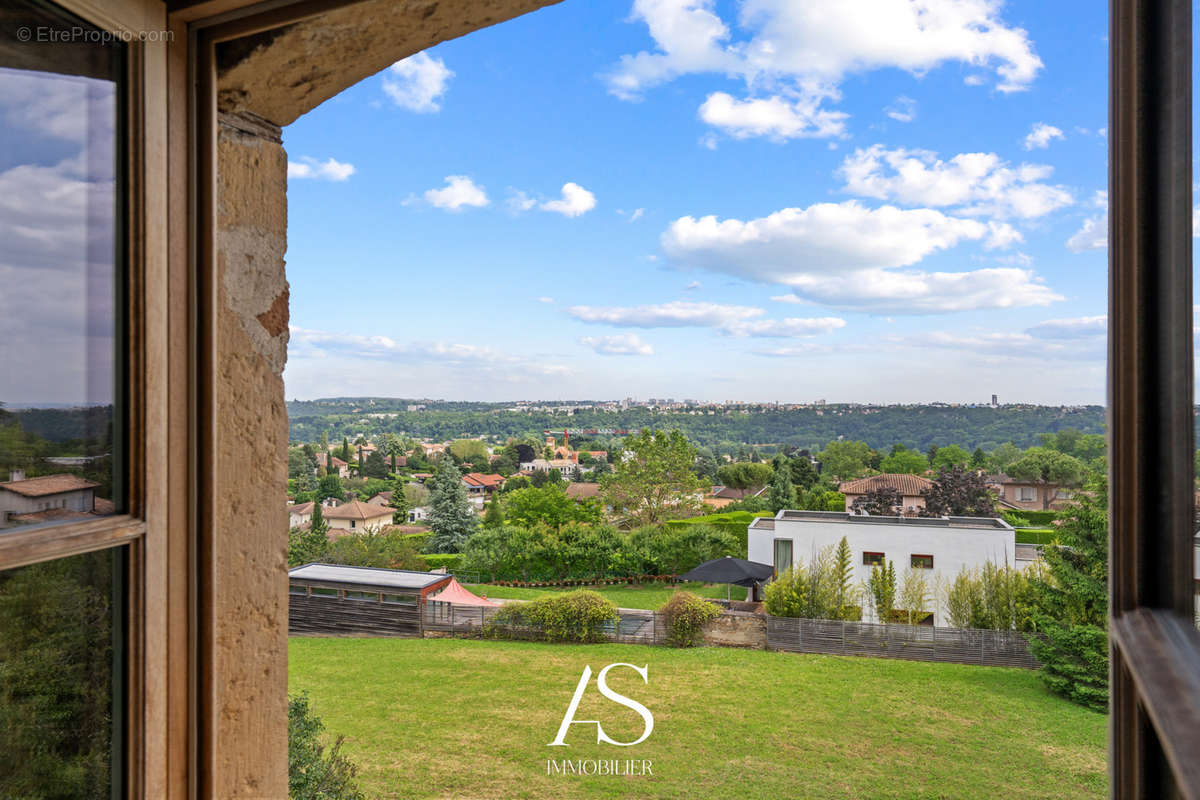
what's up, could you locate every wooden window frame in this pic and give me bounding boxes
[1109,1,1200,797]
[862,551,885,567]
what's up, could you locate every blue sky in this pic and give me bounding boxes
[282,0,1117,405]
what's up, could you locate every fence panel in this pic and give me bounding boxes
[765,616,1040,669]
[289,594,420,637]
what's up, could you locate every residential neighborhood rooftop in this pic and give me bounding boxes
[288,563,449,591]
[0,474,101,497]
[838,473,934,495]
[321,500,394,521]
[774,510,1012,531]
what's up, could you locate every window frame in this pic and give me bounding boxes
[862,551,885,567]
[910,554,934,570]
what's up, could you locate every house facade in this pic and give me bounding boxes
[462,473,505,508]
[287,501,314,528]
[316,452,350,479]
[747,510,1019,625]
[0,473,99,527]
[838,473,934,515]
[519,458,577,477]
[322,500,394,533]
[986,474,1072,511]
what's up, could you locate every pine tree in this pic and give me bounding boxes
[768,463,797,512]
[483,492,504,527]
[833,536,855,617]
[310,503,328,538]
[388,477,409,525]
[340,436,351,463]
[869,560,897,623]
[426,461,478,553]
[1028,481,1109,711]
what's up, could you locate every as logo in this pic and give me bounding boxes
[548,663,654,747]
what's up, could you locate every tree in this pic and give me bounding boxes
[449,439,489,464]
[850,486,902,516]
[868,560,897,623]
[339,436,352,463]
[1028,483,1109,711]
[818,440,872,481]
[387,477,409,524]
[921,466,997,517]
[310,503,328,538]
[1006,447,1086,510]
[969,446,988,469]
[767,463,797,512]
[898,567,930,625]
[288,521,329,567]
[789,455,818,489]
[317,474,344,504]
[716,461,772,490]
[288,693,365,800]
[600,429,704,526]
[931,444,971,471]
[361,450,388,479]
[987,442,1023,474]
[833,536,856,617]
[504,485,599,530]
[880,445,928,475]
[425,462,477,553]
[483,492,504,527]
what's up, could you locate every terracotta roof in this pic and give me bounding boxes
[566,483,601,499]
[838,473,934,496]
[368,491,393,505]
[322,500,395,521]
[711,486,766,500]
[288,501,315,515]
[463,473,504,489]
[0,474,100,497]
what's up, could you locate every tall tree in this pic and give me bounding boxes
[931,444,971,471]
[600,429,704,526]
[833,536,855,617]
[482,492,504,527]
[361,450,388,479]
[1006,447,1086,510]
[818,440,872,482]
[868,560,897,623]
[317,474,344,504]
[767,463,797,512]
[340,436,351,463]
[880,446,928,475]
[850,487,903,516]
[387,476,409,524]
[921,466,997,517]
[789,455,818,489]
[425,461,477,553]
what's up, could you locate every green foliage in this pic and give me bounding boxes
[289,524,330,567]
[897,567,931,625]
[360,450,388,479]
[717,461,773,490]
[324,531,428,571]
[387,477,409,524]
[1028,484,1109,711]
[317,475,344,503]
[944,562,1039,631]
[868,560,898,623]
[483,492,504,527]
[1006,447,1086,509]
[423,554,461,572]
[425,461,478,553]
[931,444,971,471]
[764,545,859,621]
[789,455,818,488]
[1003,509,1059,527]
[880,445,929,474]
[921,466,997,517]
[487,590,619,643]
[659,591,721,647]
[817,440,872,481]
[797,486,846,512]
[288,692,365,800]
[600,429,704,525]
[987,442,1023,473]
[767,463,797,512]
[448,439,489,464]
[0,551,113,800]
[504,485,600,531]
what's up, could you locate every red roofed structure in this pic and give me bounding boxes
[429,577,499,607]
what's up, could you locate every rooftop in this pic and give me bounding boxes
[322,500,394,521]
[772,509,1011,531]
[838,473,934,495]
[288,563,450,591]
[0,473,100,497]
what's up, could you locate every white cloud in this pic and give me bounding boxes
[1023,122,1064,150]
[630,208,645,221]
[885,95,917,123]
[1066,213,1106,252]
[607,0,1042,140]
[699,132,719,150]
[769,294,806,304]
[535,296,555,304]
[506,189,536,213]
[1026,315,1106,339]
[838,145,1073,219]
[287,157,356,182]
[567,301,844,337]
[580,334,655,356]
[685,280,702,290]
[882,327,1103,361]
[382,52,454,112]
[698,90,847,140]
[424,175,489,210]
[540,182,596,217]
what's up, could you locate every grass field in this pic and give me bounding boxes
[462,582,747,609]
[289,637,1106,800]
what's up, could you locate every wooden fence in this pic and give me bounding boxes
[765,616,1040,669]
[289,592,422,637]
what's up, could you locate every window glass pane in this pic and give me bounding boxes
[0,0,124,531]
[0,546,124,799]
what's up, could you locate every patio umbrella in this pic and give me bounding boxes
[678,556,775,601]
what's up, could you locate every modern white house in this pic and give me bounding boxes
[748,510,1022,626]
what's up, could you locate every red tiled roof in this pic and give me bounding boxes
[566,483,601,499]
[711,486,766,500]
[839,473,934,495]
[463,473,505,488]
[288,501,315,515]
[0,473,100,497]
[322,500,394,521]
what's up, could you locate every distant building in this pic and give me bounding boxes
[986,474,1073,511]
[838,473,934,515]
[748,511,1025,625]
[519,458,576,478]
[322,500,394,533]
[0,473,100,527]
[462,473,505,507]
[288,501,314,528]
[316,452,349,479]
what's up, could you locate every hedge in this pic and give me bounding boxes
[1003,510,1059,527]
[1015,529,1057,545]
[423,554,461,572]
[665,511,771,540]
[485,590,619,643]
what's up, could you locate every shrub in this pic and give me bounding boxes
[486,590,618,643]
[423,554,461,572]
[764,543,860,621]
[659,591,721,647]
[324,531,428,571]
[288,693,365,800]
[1003,509,1059,527]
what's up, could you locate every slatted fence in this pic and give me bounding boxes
[289,592,421,637]
[765,616,1040,669]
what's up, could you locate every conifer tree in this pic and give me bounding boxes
[426,461,478,553]
[868,560,897,623]
[768,462,797,512]
[388,477,409,525]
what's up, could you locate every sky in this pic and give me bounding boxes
[281,0,1124,405]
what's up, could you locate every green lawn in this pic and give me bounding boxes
[289,637,1107,800]
[463,582,747,609]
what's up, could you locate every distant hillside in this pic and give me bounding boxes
[285,399,1110,452]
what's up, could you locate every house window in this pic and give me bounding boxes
[911,554,934,569]
[863,551,885,566]
[1018,487,1036,502]
[773,538,793,575]
[349,520,355,528]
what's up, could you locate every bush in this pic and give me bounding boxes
[288,693,364,800]
[486,590,619,643]
[423,554,461,572]
[324,531,428,571]
[1003,509,1058,527]
[659,591,721,647]
[764,541,860,621]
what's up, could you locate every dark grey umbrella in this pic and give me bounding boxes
[679,556,775,600]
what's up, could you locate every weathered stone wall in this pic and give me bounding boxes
[213,110,290,796]
[703,611,768,649]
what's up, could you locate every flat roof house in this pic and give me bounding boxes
[748,510,1019,626]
